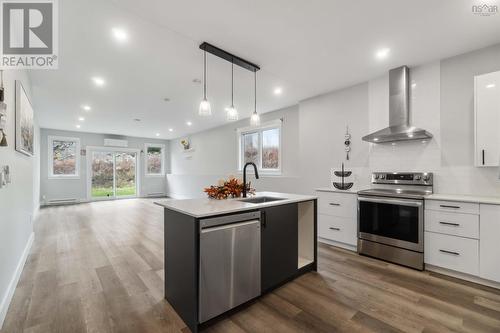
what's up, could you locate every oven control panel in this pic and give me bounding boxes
[372,172,433,185]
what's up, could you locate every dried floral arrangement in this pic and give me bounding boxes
[204,176,255,199]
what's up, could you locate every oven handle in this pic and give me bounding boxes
[358,196,423,207]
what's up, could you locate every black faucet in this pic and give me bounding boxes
[242,162,259,198]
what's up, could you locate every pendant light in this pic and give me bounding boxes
[250,70,260,126]
[198,50,212,116]
[226,62,238,121]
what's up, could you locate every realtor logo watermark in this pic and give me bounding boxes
[472,3,498,16]
[0,0,58,69]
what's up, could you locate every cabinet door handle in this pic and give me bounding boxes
[440,205,460,209]
[439,221,460,227]
[329,227,341,231]
[482,149,485,165]
[329,203,341,206]
[261,211,266,228]
[439,249,460,256]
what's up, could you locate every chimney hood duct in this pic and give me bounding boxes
[362,66,433,143]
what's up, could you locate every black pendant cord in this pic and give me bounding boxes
[254,70,257,113]
[231,62,234,107]
[203,51,207,100]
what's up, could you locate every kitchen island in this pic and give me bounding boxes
[156,192,317,332]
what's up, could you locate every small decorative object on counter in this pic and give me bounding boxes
[180,138,190,150]
[0,70,7,147]
[333,163,353,190]
[204,176,255,199]
[344,126,351,161]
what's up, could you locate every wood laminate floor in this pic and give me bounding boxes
[2,199,500,333]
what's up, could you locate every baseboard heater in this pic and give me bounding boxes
[146,192,166,198]
[46,198,79,206]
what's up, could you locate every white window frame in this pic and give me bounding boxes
[48,135,81,179]
[144,143,165,177]
[237,120,282,175]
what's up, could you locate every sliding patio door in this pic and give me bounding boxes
[88,148,139,200]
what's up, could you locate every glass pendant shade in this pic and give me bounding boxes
[226,106,238,121]
[199,51,212,116]
[250,111,260,126]
[199,98,211,116]
[250,70,260,126]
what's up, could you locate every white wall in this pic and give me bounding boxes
[0,70,39,327]
[167,105,300,198]
[39,128,169,204]
[168,43,500,199]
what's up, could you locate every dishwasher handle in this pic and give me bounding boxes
[200,211,261,229]
[201,219,260,233]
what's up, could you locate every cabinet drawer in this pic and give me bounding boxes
[426,200,479,215]
[318,214,357,246]
[424,232,479,276]
[425,210,479,239]
[317,192,357,218]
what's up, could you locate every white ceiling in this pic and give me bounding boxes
[30,0,500,139]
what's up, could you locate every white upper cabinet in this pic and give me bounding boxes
[475,70,500,167]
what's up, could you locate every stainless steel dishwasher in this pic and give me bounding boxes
[199,211,261,323]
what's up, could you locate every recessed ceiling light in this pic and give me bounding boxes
[78,117,85,122]
[486,84,496,89]
[411,83,417,88]
[155,133,160,137]
[273,87,283,95]
[168,128,173,132]
[375,48,390,60]
[92,77,105,87]
[76,124,81,129]
[186,121,192,126]
[112,28,128,42]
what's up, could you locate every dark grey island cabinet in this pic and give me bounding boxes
[157,193,317,333]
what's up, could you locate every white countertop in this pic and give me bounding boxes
[155,191,317,218]
[426,193,500,205]
[315,187,359,195]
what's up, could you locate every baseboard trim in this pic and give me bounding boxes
[0,232,34,329]
[426,264,500,290]
[318,237,357,252]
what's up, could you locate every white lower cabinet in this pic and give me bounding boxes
[318,214,357,246]
[479,204,500,283]
[316,190,357,248]
[425,199,500,286]
[424,232,479,276]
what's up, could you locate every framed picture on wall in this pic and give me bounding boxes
[15,80,35,156]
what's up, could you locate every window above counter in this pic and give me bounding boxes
[237,120,282,175]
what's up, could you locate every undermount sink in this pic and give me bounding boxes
[238,196,287,204]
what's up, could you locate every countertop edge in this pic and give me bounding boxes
[155,193,318,219]
[425,194,500,205]
[315,188,358,195]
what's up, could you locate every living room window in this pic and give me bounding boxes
[145,143,165,176]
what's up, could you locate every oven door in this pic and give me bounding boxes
[358,196,423,252]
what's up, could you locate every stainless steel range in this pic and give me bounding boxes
[357,172,433,270]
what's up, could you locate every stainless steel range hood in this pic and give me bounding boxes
[362,66,433,143]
